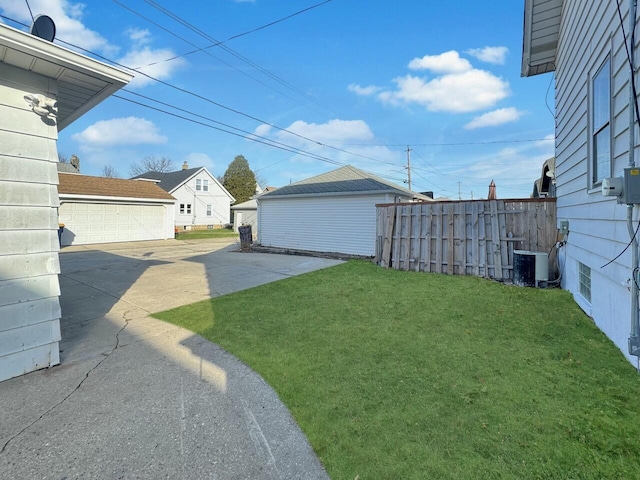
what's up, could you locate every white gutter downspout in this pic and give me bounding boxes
[628,0,640,357]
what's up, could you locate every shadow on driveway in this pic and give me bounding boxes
[0,239,340,479]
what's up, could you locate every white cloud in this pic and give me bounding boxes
[348,83,382,96]
[126,28,152,47]
[72,117,167,146]
[408,50,472,73]
[258,119,401,171]
[275,119,375,145]
[379,69,510,113]
[0,0,118,56]
[183,152,216,172]
[534,134,555,148]
[464,107,523,129]
[118,46,187,88]
[467,46,509,65]
[254,124,273,137]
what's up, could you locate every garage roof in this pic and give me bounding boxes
[58,173,175,201]
[259,165,430,200]
[0,23,132,130]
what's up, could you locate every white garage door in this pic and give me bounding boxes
[59,203,168,246]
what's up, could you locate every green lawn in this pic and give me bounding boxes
[154,261,640,479]
[175,228,238,240]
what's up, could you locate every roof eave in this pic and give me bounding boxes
[59,193,175,203]
[258,189,429,201]
[0,23,132,130]
[521,0,562,77]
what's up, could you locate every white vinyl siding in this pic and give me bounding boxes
[0,65,61,381]
[553,0,638,360]
[259,194,396,256]
[173,170,232,227]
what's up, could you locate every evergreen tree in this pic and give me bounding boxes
[222,155,256,204]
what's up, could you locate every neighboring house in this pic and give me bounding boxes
[133,164,235,229]
[231,198,258,234]
[0,23,131,381]
[532,157,556,198]
[58,173,176,246]
[232,187,278,235]
[57,162,79,174]
[522,0,640,362]
[257,165,431,256]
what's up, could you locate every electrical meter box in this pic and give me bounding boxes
[624,168,640,204]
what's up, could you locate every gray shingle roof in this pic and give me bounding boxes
[132,167,202,193]
[259,165,430,199]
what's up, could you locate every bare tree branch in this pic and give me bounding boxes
[129,156,175,177]
[101,164,119,178]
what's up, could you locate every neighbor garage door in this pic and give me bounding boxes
[59,203,168,245]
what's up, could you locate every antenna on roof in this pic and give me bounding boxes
[30,15,56,42]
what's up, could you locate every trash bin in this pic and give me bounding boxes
[58,223,65,246]
[238,225,252,252]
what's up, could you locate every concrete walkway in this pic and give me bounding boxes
[0,239,341,479]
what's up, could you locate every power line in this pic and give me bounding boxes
[21,27,399,169]
[141,0,335,114]
[109,0,332,116]
[337,138,553,147]
[112,94,345,167]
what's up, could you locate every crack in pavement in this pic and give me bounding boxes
[0,309,135,455]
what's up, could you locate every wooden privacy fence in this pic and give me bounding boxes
[375,198,557,281]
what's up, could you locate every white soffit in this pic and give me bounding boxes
[0,23,132,130]
[522,0,563,77]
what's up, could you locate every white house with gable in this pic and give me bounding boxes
[134,163,235,229]
[0,23,132,381]
[522,0,640,362]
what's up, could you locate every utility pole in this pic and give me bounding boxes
[405,146,412,191]
[458,181,462,200]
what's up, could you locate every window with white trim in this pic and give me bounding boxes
[203,179,209,192]
[579,262,591,303]
[206,204,212,216]
[186,204,192,214]
[592,56,611,185]
[180,203,185,214]
[196,179,202,191]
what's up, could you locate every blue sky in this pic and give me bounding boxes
[1,0,555,199]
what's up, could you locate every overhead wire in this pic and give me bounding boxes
[109,0,330,115]
[1,10,545,194]
[112,94,345,167]
[141,0,336,114]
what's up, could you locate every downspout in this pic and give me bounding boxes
[628,0,640,357]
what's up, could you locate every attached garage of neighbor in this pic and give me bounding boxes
[58,173,176,246]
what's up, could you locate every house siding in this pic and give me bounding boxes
[0,64,62,381]
[258,193,397,256]
[172,171,231,227]
[555,0,640,361]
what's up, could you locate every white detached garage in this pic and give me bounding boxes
[257,165,430,256]
[58,173,175,246]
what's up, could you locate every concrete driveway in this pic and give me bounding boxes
[0,239,341,479]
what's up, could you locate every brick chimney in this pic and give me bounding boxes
[182,161,189,170]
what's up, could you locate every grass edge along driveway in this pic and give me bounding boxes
[154,260,640,480]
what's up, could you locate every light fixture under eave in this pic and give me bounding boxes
[30,15,56,42]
